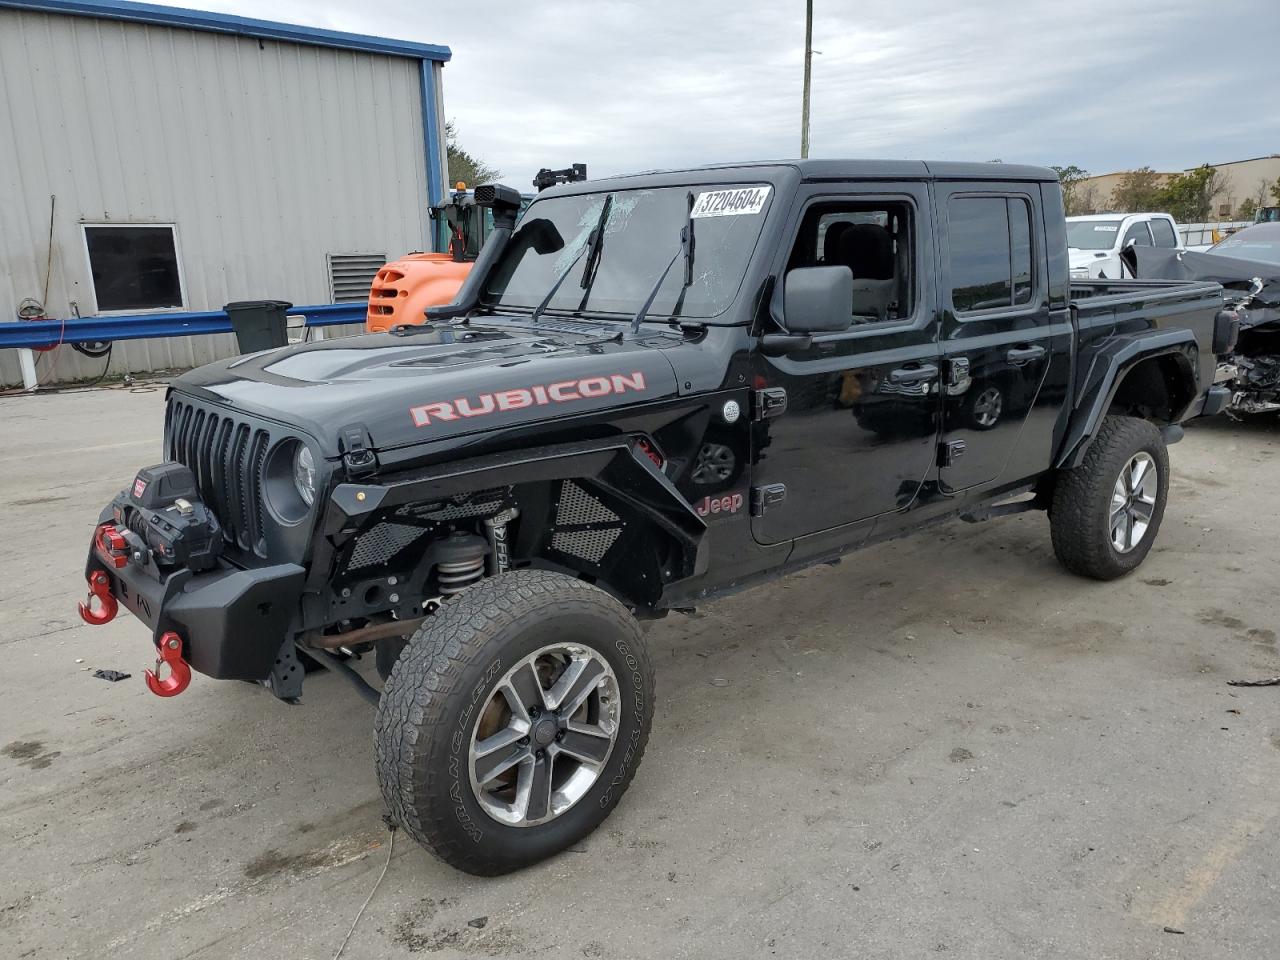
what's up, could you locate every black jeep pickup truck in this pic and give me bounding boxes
[78,160,1234,875]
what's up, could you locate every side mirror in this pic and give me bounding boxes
[782,266,853,333]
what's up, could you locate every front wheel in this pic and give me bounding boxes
[374,569,654,875]
[1049,415,1169,580]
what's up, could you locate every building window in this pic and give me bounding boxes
[328,253,387,303]
[83,224,184,312]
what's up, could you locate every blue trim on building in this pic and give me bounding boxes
[0,0,451,61]
[419,60,445,207]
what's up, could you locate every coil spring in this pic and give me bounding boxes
[437,555,485,594]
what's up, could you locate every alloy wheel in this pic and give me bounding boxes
[1109,452,1158,553]
[468,644,620,827]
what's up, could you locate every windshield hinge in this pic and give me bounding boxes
[339,424,378,478]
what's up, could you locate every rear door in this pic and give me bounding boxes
[934,185,1057,492]
[750,183,941,545]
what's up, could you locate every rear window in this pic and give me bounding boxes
[948,197,1035,313]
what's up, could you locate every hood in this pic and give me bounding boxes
[174,316,682,456]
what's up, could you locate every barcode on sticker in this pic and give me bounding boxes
[691,187,771,219]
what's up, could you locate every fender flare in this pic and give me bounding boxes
[1055,328,1199,470]
[328,436,710,578]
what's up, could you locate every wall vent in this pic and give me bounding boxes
[327,253,387,303]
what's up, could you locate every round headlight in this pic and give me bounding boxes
[293,444,316,506]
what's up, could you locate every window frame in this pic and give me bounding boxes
[944,190,1042,324]
[1149,216,1179,249]
[770,188,928,341]
[1121,219,1155,249]
[80,221,188,315]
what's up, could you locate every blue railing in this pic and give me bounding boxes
[0,302,367,350]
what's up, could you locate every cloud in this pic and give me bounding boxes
[157,0,1278,186]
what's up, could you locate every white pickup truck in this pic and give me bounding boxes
[1067,212,1182,279]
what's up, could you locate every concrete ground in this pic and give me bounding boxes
[2,385,1278,960]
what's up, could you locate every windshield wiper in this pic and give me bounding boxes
[630,191,696,333]
[530,194,613,324]
[576,194,614,311]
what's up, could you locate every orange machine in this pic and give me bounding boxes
[366,165,585,333]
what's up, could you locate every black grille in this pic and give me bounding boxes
[167,397,270,557]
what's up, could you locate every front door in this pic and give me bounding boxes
[750,185,941,545]
[934,186,1058,492]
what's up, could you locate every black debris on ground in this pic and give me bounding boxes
[92,669,131,682]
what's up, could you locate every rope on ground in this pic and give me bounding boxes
[332,822,397,960]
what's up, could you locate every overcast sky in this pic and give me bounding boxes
[162,0,1277,189]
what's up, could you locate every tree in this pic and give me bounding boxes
[1110,167,1164,213]
[1157,164,1223,222]
[445,120,500,187]
[1271,176,1280,204]
[1051,164,1092,215]
[1237,198,1258,220]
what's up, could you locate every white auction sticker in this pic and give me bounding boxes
[690,186,771,218]
[1094,224,1119,232]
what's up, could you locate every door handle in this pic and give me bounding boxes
[1006,345,1046,365]
[888,363,939,385]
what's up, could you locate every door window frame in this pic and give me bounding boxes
[1121,219,1155,248]
[939,188,1044,325]
[764,183,933,342]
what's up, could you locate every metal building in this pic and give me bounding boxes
[0,0,450,386]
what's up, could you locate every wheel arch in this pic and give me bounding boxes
[330,437,708,611]
[1055,330,1200,470]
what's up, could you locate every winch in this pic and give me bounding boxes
[106,463,222,572]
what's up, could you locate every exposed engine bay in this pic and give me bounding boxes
[1123,246,1280,416]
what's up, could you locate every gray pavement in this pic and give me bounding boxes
[1,384,1278,960]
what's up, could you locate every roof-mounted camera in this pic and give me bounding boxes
[533,164,588,192]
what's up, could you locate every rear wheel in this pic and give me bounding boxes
[1049,415,1169,580]
[374,570,654,875]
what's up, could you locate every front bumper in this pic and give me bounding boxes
[83,524,305,682]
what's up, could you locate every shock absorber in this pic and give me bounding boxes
[435,531,487,595]
[483,507,519,576]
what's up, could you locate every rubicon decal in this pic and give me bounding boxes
[410,372,647,427]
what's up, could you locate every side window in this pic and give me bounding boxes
[1150,218,1178,248]
[947,196,1035,313]
[786,200,914,324]
[1122,221,1153,247]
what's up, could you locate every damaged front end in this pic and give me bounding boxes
[1123,247,1280,417]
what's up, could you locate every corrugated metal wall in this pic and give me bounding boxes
[0,8,434,386]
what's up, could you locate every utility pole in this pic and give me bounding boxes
[800,0,813,158]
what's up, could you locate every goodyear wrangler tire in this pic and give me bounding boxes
[1050,415,1169,580]
[374,569,655,875]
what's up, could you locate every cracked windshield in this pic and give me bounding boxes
[483,185,773,320]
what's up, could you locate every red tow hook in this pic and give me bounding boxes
[78,570,119,625]
[145,632,192,698]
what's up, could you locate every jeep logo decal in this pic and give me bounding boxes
[410,372,647,427]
